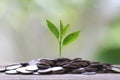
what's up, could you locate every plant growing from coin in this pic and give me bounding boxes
[46,20,80,57]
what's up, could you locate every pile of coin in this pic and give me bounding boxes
[0,58,120,75]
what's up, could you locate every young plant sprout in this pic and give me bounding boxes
[46,20,80,57]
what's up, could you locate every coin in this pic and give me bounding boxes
[16,67,33,74]
[5,70,18,74]
[26,65,38,71]
[6,64,22,70]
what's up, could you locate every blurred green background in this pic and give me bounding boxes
[0,0,120,64]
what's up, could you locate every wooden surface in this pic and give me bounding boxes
[0,73,120,80]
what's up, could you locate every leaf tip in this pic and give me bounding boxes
[76,30,80,34]
[78,30,80,33]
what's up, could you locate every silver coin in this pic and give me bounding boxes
[112,65,120,68]
[78,68,85,70]
[111,67,120,72]
[28,60,39,65]
[38,68,52,73]
[50,67,63,71]
[5,70,18,74]
[26,65,38,71]
[16,67,33,74]
[6,64,22,70]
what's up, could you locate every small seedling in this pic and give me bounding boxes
[46,20,80,57]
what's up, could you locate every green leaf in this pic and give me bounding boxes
[63,31,80,46]
[46,20,59,39]
[60,20,63,35]
[62,24,70,37]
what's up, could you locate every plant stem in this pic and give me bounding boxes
[59,35,62,57]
